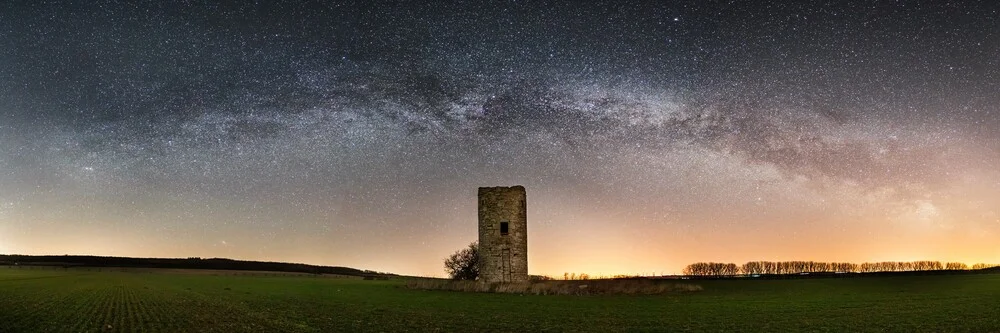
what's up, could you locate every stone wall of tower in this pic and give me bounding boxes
[477,186,528,283]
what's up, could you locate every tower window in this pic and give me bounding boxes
[500,221,509,236]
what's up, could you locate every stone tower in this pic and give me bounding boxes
[478,186,528,283]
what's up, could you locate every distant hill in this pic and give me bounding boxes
[0,254,395,278]
[982,266,1000,273]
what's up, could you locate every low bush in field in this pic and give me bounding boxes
[404,278,702,295]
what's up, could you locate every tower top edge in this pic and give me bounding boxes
[478,185,526,192]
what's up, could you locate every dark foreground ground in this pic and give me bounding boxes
[1,267,998,332]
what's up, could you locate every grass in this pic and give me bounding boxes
[1,267,999,332]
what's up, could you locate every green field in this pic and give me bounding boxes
[1,268,999,332]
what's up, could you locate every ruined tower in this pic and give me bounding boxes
[478,186,528,283]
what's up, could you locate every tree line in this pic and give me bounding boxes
[683,261,999,276]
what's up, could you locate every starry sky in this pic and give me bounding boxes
[1,1,998,277]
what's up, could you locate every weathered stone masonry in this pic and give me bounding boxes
[477,186,528,283]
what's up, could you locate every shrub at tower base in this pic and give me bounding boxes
[444,242,479,280]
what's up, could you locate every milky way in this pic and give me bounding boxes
[1,1,998,276]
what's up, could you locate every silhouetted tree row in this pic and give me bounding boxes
[563,272,591,280]
[945,262,969,270]
[684,260,995,276]
[682,262,739,276]
[971,263,999,270]
[856,261,946,272]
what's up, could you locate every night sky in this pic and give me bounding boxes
[1,1,998,277]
